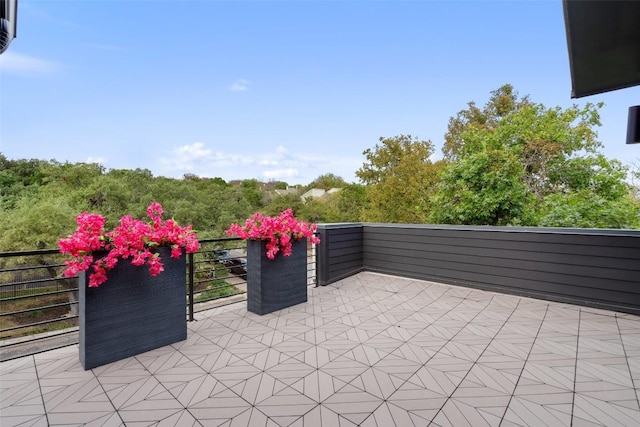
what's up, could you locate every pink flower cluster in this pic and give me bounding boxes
[225,209,320,259]
[59,202,200,287]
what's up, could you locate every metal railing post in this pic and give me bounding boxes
[188,252,195,322]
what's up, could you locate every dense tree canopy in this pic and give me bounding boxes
[431,86,639,227]
[304,173,347,191]
[356,135,443,223]
[430,149,534,225]
[0,160,360,250]
[443,84,532,161]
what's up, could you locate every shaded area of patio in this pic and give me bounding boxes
[2,272,640,426]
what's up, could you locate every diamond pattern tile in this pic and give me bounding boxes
[187,385,253,424]
[502,395,572,426]
[323,384,384,425]
[2,271,640,426]
[0,357,47,427]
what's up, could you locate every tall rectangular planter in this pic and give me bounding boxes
[79,247,187,370]
[247,238,308,315]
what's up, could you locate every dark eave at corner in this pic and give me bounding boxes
[563,0,640,98]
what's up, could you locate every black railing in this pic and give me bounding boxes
[0,238,317,355]
[187,237,249,321]
[0,248,77,344]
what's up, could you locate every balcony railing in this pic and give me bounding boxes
[5,221,639,361]
[0,237,317,359]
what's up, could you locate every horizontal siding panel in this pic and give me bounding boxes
[327,245,362,256]
[329,250,363,263]
[330,264,363,278]
[367,226,640,248]
[330,262,361,273]
[365,238,639,271]
[328,242,361,251]
[365,258,640,308]
[364,245,639,282]
[364,251,640,295]
[364,230,640,259]
[328,232,363,244]
[366,266,640,314]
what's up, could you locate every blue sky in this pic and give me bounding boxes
[1,0,638,185]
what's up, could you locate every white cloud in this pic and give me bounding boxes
[160,142,211,171]
[176,142,211,159]
[263,169,299,179]
[0,51,59,73]
[158,142,360,184]
[86,156,107,165]
[229,78,250,92]
[160,142,251,172]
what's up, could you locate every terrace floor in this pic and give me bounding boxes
[2,272,640,426]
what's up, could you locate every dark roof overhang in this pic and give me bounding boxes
[562,0,640,98]
[0,0,18,55]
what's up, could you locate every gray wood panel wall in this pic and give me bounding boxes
[316,224,363,286]
[317,223,640,315]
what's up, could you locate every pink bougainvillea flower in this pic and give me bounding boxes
[226,209,320,260]
[58,202,200,287]
[170,245,183,259]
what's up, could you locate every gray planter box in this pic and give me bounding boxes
[247,238,308,315]
[79,247,187,370]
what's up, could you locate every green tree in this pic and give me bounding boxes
[0,193,77,250]
[274,181,288,190]
[299,197,340,223]
[264,193,304,217]
[0,154,49,187]
[432,85,639,228]
[356,135,443,223]
[0,157,269,249]
[40,161,106,188]
[240,179,264,209]
[0,156,51,209]
[538,191,639,229]
[538,155,639,228]
[430,149,534,225]
[334,184,368,222]
[443,84,531,161]
[305,173,347,191]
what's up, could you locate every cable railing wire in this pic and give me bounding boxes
[1,236,318,353]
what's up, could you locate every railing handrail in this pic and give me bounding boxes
[0,248,61,258]
[0,237,243,258]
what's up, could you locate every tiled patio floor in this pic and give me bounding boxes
[2,271,640,426]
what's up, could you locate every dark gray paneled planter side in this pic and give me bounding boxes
[247,238,308,315]
[79,247,187,370]
[318,223,640,315]
[316,223,363,286]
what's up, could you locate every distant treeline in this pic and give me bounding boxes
[0,155,364,250]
